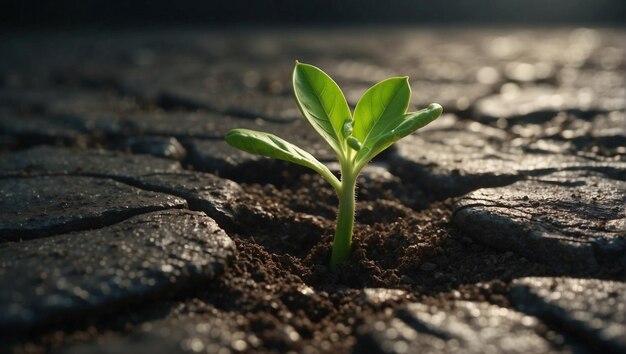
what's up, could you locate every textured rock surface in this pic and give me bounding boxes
[0,147,244,228]
[0,209,235,331]
[123,136,187,160]
[390,126,517,198]
[453,171,625,268]
[0,90,137,138]
[508,111,625,158]
[0,146,182,179]
[388,125,622,198]
[43,92,138,135]
[511,277,626,353]
[0,108,83,142]
[0,27,623,354]
[568,112,626,157]
[185,138,264,178]
[354,301,565,354]
[135,172,243,226]
[123,111,280,139]
[161,85,300,122]
[0,176,186,241]
[62,315,259,354]
[474,86,625,123]
[0,88,91,112]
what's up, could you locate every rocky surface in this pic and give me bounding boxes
[135,172,243,226]
[123,111,279,139]
[0,108,84,144]
[122,136,187,160]
[354,301,568,354]
[453,171,625,268]
[474,85,625,123]
[62,314,258,354]
[0,90,137,138]
[161,85,301,123]
[0,209,235,332]
[511,277,626,353]
[0,146,244,228]
[185,138,266,178]
[390,126,615,199]
[0,27,624,354]
[0,146,182,179]
[0,176,186,241]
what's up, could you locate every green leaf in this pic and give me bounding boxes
[352,77,411,160]
[225,128,340,190]
[293,62,352,156]
[353,77,411,142]
[355,103,443,167]
[392,103,443,136]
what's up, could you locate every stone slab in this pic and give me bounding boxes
[0,147,245,228]
[354,301,566,354]
[0,209,235,332]
[453,171,626,268]
[0,176,186,241]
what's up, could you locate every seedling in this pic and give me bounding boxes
[226,62,442,268]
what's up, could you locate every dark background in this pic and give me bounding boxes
[2,0,625,28]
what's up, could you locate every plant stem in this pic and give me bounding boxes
[330,164,356,269]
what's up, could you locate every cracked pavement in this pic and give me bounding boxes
[0,27,624,353]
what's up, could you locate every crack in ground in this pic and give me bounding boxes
[0,171,243,239]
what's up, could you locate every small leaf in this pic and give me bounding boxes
[392,103,443,137]
[353,77,411,144]
[225,129,339,189]
[346,137,362,151]
[355,103,443,165]
[293,63,352,156]
[352,77,411,166]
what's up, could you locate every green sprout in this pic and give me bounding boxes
[226,62,442,268]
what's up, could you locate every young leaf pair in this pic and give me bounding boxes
[226,62,442,268]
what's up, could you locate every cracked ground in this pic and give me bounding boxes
[0,27,624,354]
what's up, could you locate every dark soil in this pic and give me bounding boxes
[180,172,619,353]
